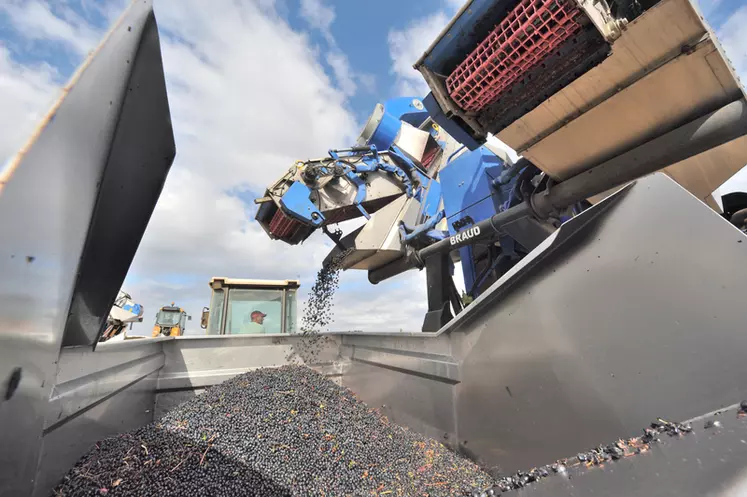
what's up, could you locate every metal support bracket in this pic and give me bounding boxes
[422,254,461,332]
[399,210,446,244]
[322,225,346,252]
[324,146,415,222]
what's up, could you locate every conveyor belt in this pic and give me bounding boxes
[446,0,587,113]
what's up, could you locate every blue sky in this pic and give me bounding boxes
[0,0,453,117]
[699,0,745,26]
[285,0,457,122]
[1,0,746,333]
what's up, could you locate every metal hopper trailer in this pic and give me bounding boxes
[2,0,747,495]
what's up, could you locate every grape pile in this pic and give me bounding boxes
[54,366,492,496]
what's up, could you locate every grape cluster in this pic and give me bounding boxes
[54,366,492,496]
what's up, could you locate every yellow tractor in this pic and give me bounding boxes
[152,303,191,337]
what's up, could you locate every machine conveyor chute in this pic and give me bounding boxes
[416,0,747,207]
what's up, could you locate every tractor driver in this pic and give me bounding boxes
[240,310,266,334]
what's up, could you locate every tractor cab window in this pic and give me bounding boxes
[225,289,282,335]
[285,289,298,334]
[206,289,225,335]
[156,308,181,326]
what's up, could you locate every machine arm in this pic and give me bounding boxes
[256,144,422,245]
[329,145,415,220]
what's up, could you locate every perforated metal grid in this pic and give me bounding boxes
[269,208,302,240]
[421,145,441,170]
[446,0,583,112]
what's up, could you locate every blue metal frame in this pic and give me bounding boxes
[382,97,429,128]
[423,94,480,150]
[280,182,325,225]
[271,95,439,232]
[367,97,430,151]
[438,145,524,293]
[327,146,415,219]
[421,177,442,219]
[399,210,446,243]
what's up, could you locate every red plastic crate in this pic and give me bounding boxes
[446,0,583,113]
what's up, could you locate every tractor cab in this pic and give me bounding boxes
[152,304,190,337]
[201,278,299,335]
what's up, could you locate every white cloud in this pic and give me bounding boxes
[386,0,463,97]
[153,0,358,193]
[0,46,61,167]
[486,134,521,163]
[297,0,375,98]
[387,11,450,97]
[0,0,100,57]
[717,6,747,82]
[326,50,357,96]
[357,72,377,94]
[131,0,371,328]
[695,0,724,19]
[0,0,424,334]
[299,0,335,45]
[77,0,130,24]
[330,271,427,332]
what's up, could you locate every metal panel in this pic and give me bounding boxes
[63,2,175,347]
[340,333,459,445]
[157,335,343,389]
[154,335,344,416]
[495,0,747,201]
[439,147,506,289]
[315,168,405,212]
[664,134,747,203]
[343,360,459,445]
[512,405,747,496]
[345,195,421,270]
[36,373,158,497]
[528,100,747,218]
[18,174,747,491]
[280,289,287,333]
[342,342,460,383]
[452,173,747,472]
[518,42,739,179]
[35,340,164,497]
[0,2,168,495]
[338,174,747,475]
[498,0,719,150]
[45,340,166,430]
